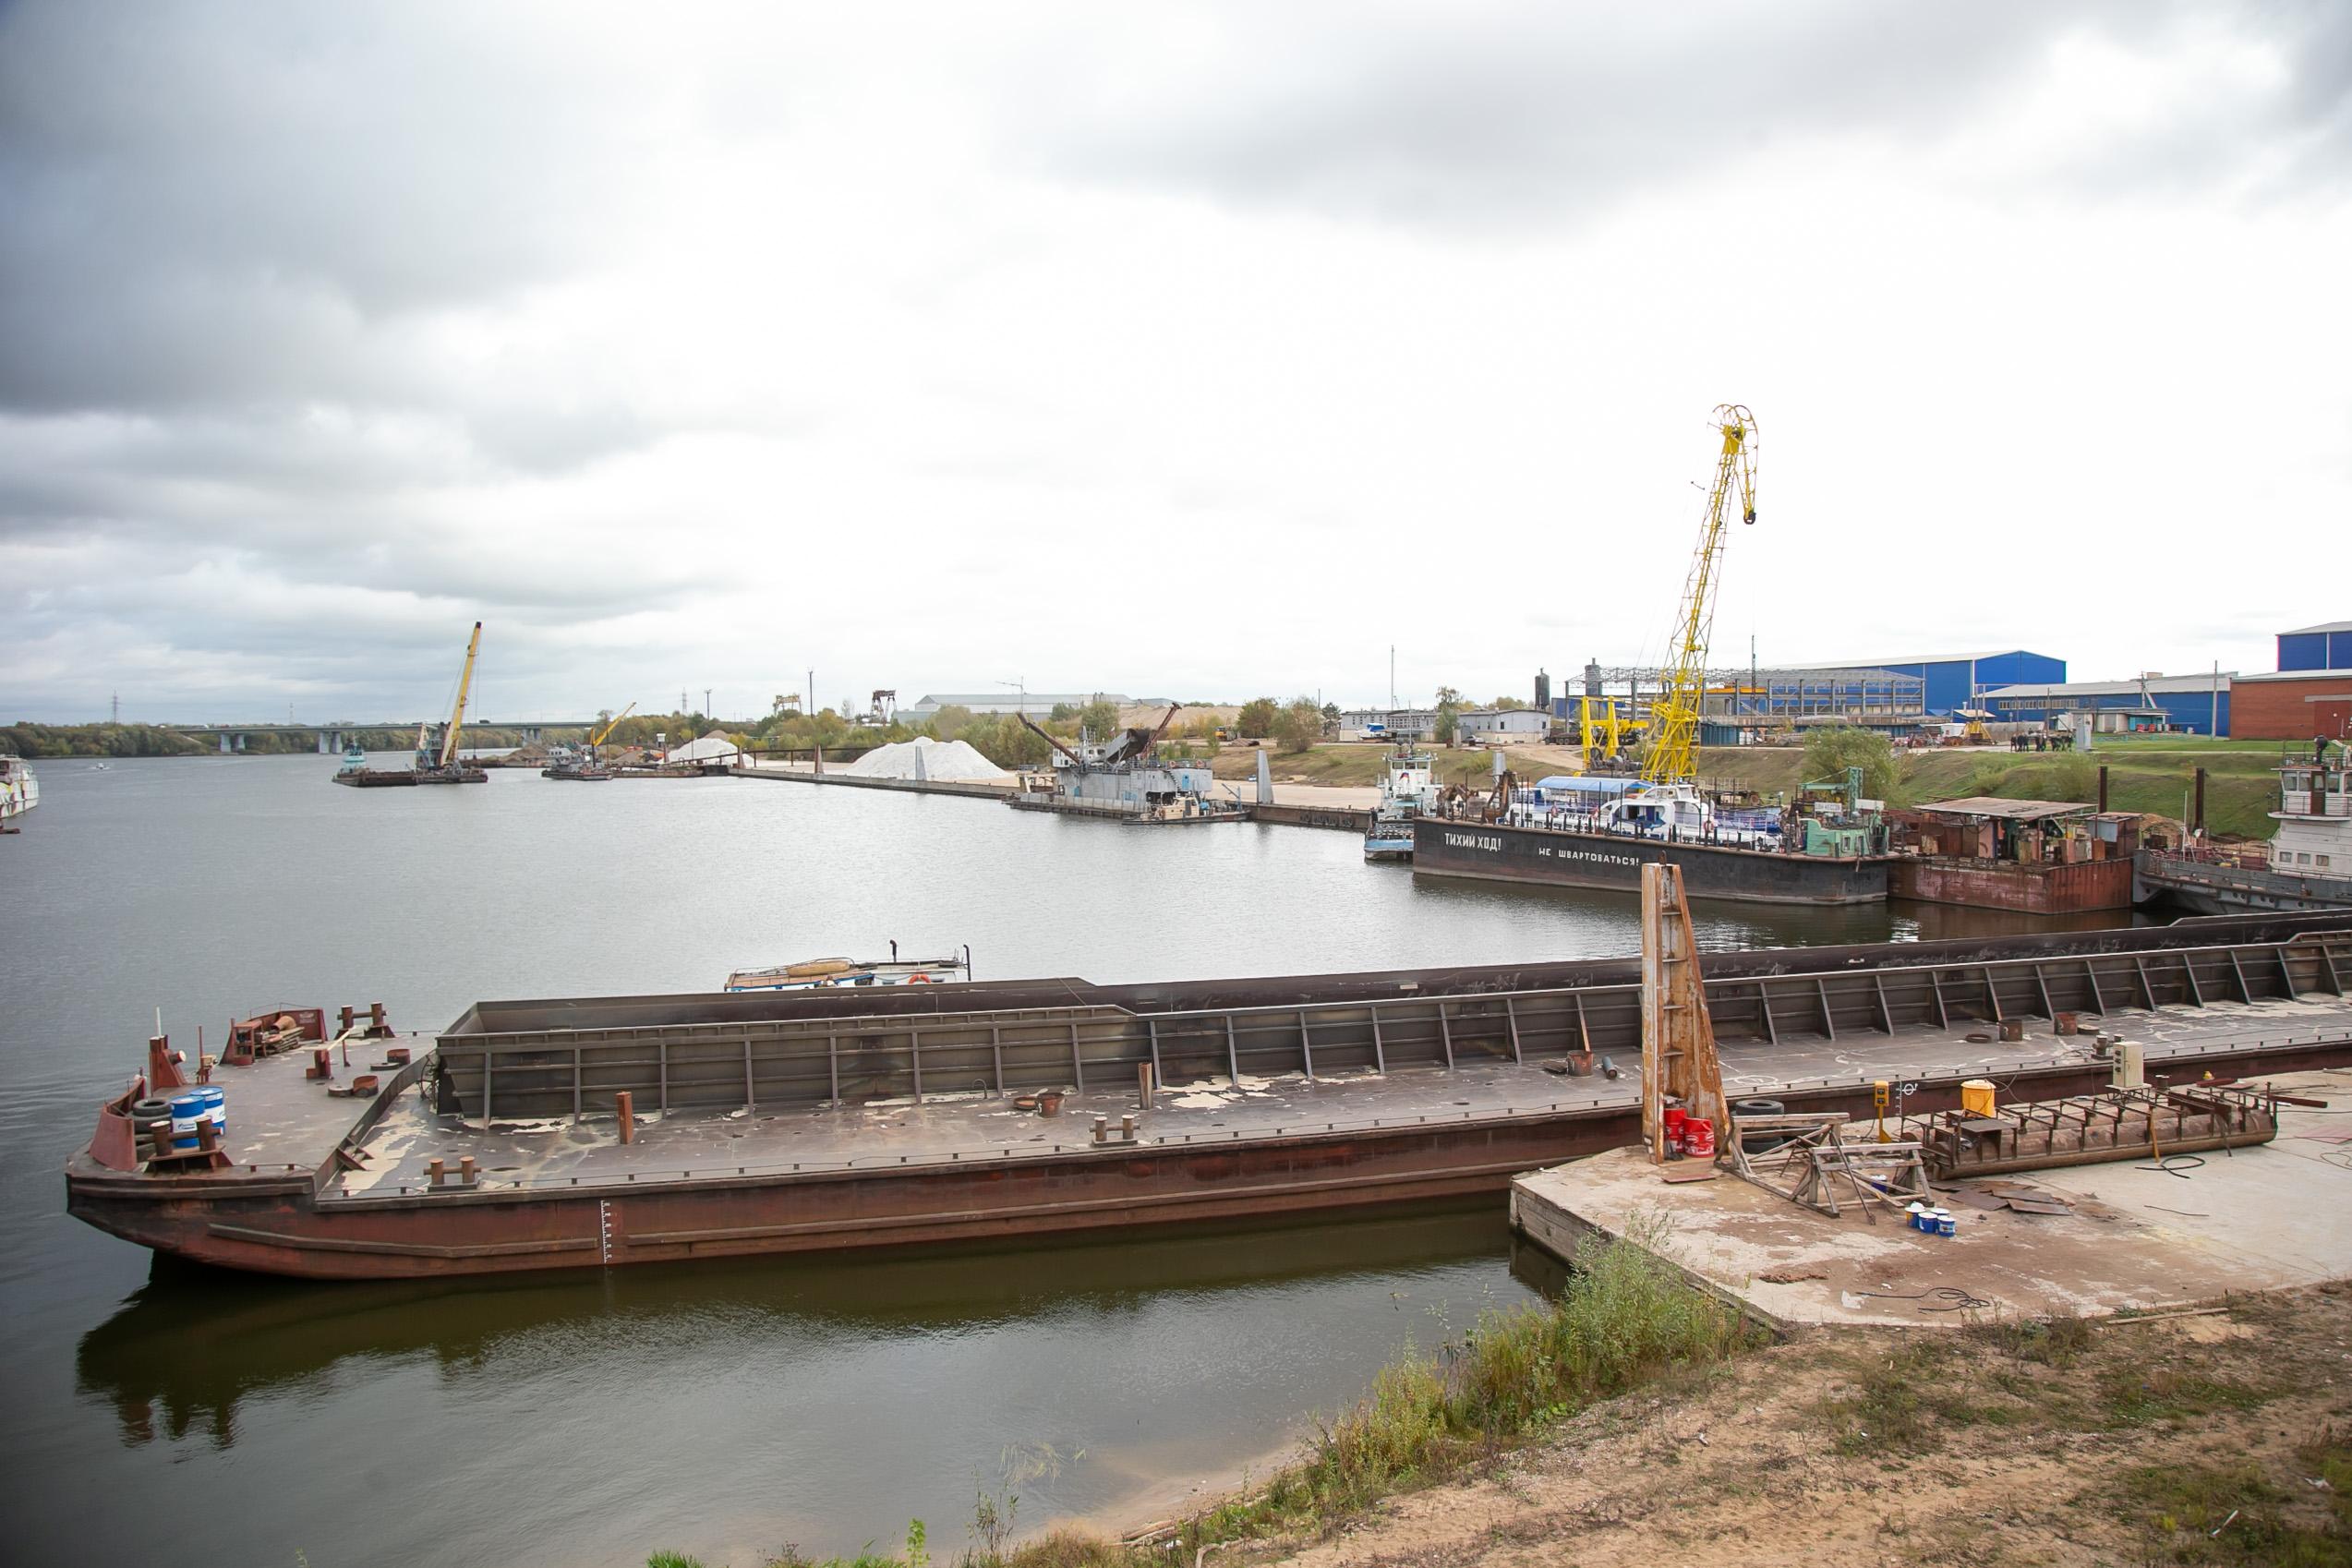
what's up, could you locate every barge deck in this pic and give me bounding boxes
[66,912,2352,1280]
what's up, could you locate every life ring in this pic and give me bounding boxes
[908,972,935,984]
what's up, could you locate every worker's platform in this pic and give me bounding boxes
[1512,1067,2352,1333]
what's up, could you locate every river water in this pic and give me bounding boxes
[0,756,2066,1566]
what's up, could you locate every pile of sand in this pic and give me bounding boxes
[839,737,1015,782]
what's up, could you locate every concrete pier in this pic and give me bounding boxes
[1513,1055,2352,1333]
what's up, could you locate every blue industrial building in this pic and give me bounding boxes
[1980,673,2233,736]
[2280,621,2352,672]
[1783,649,2065,716]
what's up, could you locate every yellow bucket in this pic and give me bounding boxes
[1960,1079,1997,1117]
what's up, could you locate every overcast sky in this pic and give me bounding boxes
[3,1,2346,724]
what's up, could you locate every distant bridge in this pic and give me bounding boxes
[163,721,603,754]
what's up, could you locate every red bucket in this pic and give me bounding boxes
[1663,1106,1688,1153]
[1683,1117,1716,1159]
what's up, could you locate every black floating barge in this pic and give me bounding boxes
[1411,816,1889,905]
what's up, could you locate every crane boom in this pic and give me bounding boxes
[439,621,483,768]
[590,702,636,748]
[1641,406,1757,787]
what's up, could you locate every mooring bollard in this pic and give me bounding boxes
[617,1091,635,1145]
[1092,1116,1107,1145]
[1120,1113,1135,1141]
[428,1157,446,1188]
[459,1155,476,1185]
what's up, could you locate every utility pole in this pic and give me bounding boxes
[2211,660,2220,738]
[1389,645,1396,712]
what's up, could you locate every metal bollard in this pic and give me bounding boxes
[428,1157,446,1188]
[1092,1116,1107,1145]
[459,1155,476,1185]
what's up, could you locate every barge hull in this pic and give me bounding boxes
[66,1033,2352,1281]
[1411,817,1888,905]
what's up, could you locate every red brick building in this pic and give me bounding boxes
[2233,669,2352,742]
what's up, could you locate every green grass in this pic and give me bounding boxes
[1690,743,2283,838]
[648,1228,1758,1568]
[2106,1429,2352,1564]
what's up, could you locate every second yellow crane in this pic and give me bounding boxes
[1641,405,1758,788]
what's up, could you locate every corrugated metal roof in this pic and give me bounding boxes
[1915,797,2093,821]
[1779,650,2041,670]
[1983,674,2233,698]
[2284,621,2352,635]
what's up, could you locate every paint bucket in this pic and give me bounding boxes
[168,1092,206,1151]
[1905,1201,1928,1230]
[1682,1117,1715,1159]
[1934,1209,1956,1237]
[1663,1106,1688,1153]
[1960,1080,1996,1117]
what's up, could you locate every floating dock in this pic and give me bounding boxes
[1511,1067,2352,1333]
[66,912,2352,1279]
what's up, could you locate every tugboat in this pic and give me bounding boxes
[1364,745,1437,862]
[724,944,972,992]
[0,754,37,825]
[2135,740,2352,912]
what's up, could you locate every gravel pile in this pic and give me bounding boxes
[839,737,1015,782]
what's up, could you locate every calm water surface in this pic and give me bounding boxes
[0,756,2066,1566]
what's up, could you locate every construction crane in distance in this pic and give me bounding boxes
[1641,407,1757,787]
[590,702,636,750]
[434,621,484,770]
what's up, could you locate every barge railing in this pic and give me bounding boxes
[381,1027,2352,1199]
[429,928,2352,1122]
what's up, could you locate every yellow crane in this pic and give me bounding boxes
[1641,406,1757,787]
[437,621,484,769]
[590,702,636,749]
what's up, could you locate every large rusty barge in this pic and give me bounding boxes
[66,912,2352,1280]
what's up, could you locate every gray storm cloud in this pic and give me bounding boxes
[0,1,2346,722]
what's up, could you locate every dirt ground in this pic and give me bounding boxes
[1245,1286,2352,1568]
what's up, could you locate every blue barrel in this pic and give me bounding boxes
[199,1086,226,1130]
[169,1092,206,1151]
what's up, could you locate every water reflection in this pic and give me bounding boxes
[78,1204,1522,1456]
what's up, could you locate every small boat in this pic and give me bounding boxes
[724,945,971,993]
[1364,746,1436,862]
